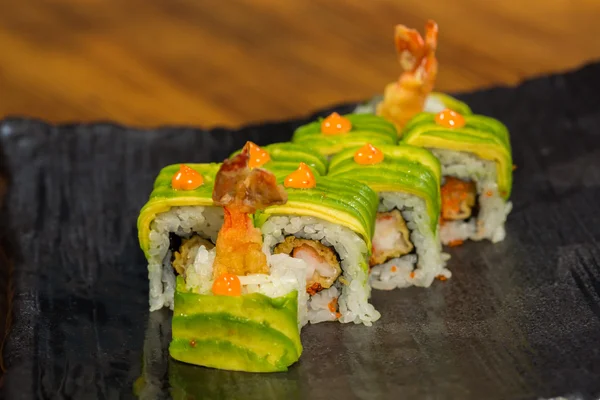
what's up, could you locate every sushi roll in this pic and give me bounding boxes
[257,163,381,325]
[138,142,328,311]
[291,113,397,157]
[138,163,224,311]
[328,143,449,290]
[401,109,513,244]
[139,145,306,372]
[137,143,379,371]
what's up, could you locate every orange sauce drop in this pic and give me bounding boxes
[434,109,466,129]
[247,141,271,168]
[354,143,385,165]
[321,112,352,135]
[171,164,204,190]
[212,273,242,296]
[284,163,316,189]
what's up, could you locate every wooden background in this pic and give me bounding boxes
[1,0,599,128]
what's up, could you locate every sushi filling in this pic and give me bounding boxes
[172,235,214,275]
[369,192,449,290]
[272,236,344,320]
[370,210,415,266]
[261,215,381,326]
[273,237,342,295]
[440,177,478,223]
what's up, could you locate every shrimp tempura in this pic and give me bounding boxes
[211,143,287,278]
[377,20,439,134]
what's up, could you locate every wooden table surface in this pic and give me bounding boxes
[1,0,599,128]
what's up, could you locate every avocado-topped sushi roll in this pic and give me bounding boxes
[328,144,449,289]
[401,109,513,244]
[292,113,397,157]
[257,163,381,325]
[139,145,306,372]
[138,163,224,310]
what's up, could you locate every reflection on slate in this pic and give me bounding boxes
[1,63,600,399]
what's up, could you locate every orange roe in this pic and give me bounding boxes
[434,109,466,129]
[247,141,271,168]
[441,177,475,220]
[212,273,242,296]
[321,112,352,135]
[171,164,204,190]
[354,143,385,165]
[284,163,317,189]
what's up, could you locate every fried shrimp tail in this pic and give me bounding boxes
[377,20,439,134]
[211,142,287,278]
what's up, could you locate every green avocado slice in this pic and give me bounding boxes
[230,142,329,176]
[170,339,290,373]
[171,313,299,371]
[292,113,398,156]
[170,279,302,372]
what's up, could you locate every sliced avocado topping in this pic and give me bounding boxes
[170,339,290,373]
[292,113,398,156]
[230,142,329,176]
[172,313,299,368]
[170,283,302,372]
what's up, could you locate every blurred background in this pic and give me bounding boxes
[1,0,599,128]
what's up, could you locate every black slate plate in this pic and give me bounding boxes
[2,63,600,400]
